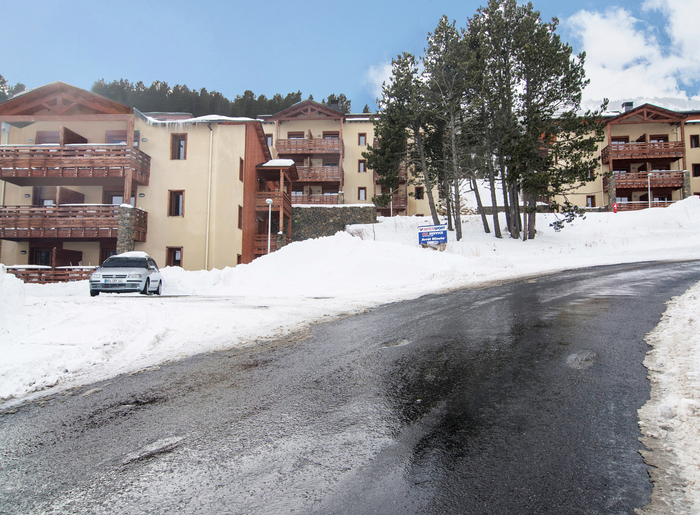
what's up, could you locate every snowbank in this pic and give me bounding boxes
[639,281,700,512]
[1,197,699,404]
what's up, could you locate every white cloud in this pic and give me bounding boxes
[565,3,700,110]
[363,62,392,102]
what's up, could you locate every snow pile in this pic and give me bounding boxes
[639,281,700,512]
[1,197,700,404]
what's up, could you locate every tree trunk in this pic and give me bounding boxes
[450,114,462,241]
[508,184,520,239]
[528,195,537,240]
[415,130,440,225]
[472,176,490,233]
[487,156,501,238]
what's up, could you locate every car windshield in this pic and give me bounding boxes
[101,257,149,269]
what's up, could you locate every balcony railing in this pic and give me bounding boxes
[601,142,685,164]
[255,191,292,213]
[276,138,343,154]
[296,165,342,182]
[615,200,676,211]
[0,204,147,241]
[253,234,291,256]
[376,193,408,211]
[6,266,96,284]
[0,144,151,185]
[290,193,340,205]
[603,170,685,190]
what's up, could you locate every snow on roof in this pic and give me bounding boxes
[142,113,257,126]
[261,159,295,167]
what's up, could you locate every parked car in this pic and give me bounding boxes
[89,252,162,297]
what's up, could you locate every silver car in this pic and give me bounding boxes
[89,252,162,297]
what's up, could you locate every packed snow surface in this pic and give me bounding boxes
[1,198,700,510]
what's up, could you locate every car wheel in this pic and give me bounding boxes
[90,290,99,297]
[155,281,162,295]
[141,279,150,295]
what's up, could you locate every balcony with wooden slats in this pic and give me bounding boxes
[601,142,685,164]
[603,171,685,190]
[0,204,147,241]
[0,145,151,186]
[253,234,291,257]
[290,193,340,205]
[276,138,343,155]
[255,191,292,214]
[295,165,342,182]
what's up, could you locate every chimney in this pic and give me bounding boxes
[622,102,634,112]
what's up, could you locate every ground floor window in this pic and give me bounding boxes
[415,186,425,200]
[693,164,700,177]
[586,195,596,208]
[358,187,367,201]
[166,247,183,267]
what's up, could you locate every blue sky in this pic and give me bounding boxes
[3,0,699,113]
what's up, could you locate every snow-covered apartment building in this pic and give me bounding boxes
[562,102,700,210]
[0,82,431,275]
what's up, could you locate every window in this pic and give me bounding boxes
[323,131,339,139]
[35,131,60,144]
[358,160,367,173]
[106,130,140,148]
[588,169,595,180]
[238,205,243,229]
[649,134,669,143]
[166,247,183,267]
[171,134,187,160]
[691,135,700,148]
[108,194,135,206]
[287,132,304,139]
[239,158,244,182]
[358,133,367,146]
[358,187,367,201]
[168,190,184,216]
[415,187,424,200]
[266,134,273,147]
[237,254,242,265]
[693,164,700,178]
[611,136,629,146]
[586,196,596,208]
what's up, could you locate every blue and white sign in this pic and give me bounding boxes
[418,224,448,245]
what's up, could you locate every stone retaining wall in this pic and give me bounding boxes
[292,206,377,242]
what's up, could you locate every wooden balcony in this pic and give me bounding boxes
[603,171,685,190]
[0,145,151,186]
[276,138,343,154]
[374,169,408,182]
[255,191,292,214]
[296,165,342,182]
[6,266,95,284]
[601,142,684,164]
[0,205,147,241]
[253,234,291,256]
[290,193,340,205]
[615,201,676,211]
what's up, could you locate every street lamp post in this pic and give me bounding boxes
[266,198,273,254]
[647,172,652,209]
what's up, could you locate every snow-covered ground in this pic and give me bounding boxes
[1,198,699,510]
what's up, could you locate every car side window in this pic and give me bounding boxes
[148,258,159,270]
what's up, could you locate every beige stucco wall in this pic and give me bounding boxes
[342,120,375,205]
[133,118,246,271]
[684,121,700,196]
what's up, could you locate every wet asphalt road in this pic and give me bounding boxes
[2,260,700,515]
